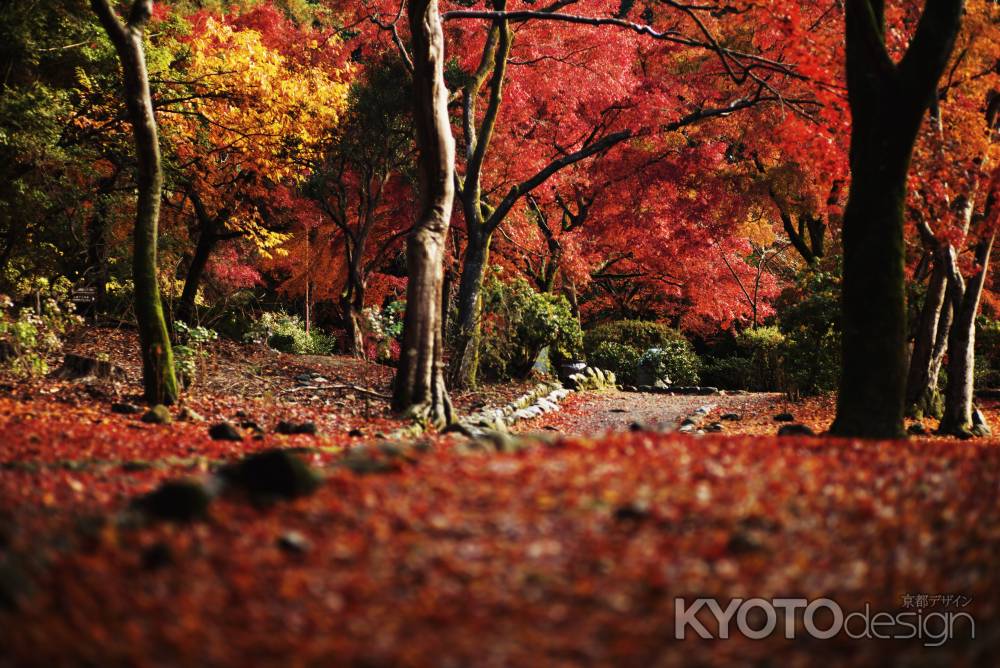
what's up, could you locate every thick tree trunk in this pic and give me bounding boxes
[92,0,177,405]
[905,258,949,418]
[939,234,995,437]
[831,0,963,439]
[392,0,456,427]
[451,234,490,389]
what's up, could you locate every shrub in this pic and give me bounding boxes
[588,341,643,382]
[479,277,583,381]
[0,276,82,376]
[245,311,334,355]
[701,356,755,391]
[976,316,1000,389]
[583,320,697,385]
[362,300,405,363]
[584,320,688,356]
[636,343,701,386]
[173,321,218,387]
[776,270,841,397]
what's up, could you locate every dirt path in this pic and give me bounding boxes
[513,389,786,436]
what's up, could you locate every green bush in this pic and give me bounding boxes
[0,276,82,376]
[588,341,643,382]
[479,277,583,381]
[245,311,334,355]
[976,316,1000,389]
[776,270,841,397]
[584,320,698,385]
[173,321,218,387]
[584,320,688,356]
[701,356,755,391]
[637,343,700,386]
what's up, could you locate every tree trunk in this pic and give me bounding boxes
[92,0,177,405]
[939,233,995,437]
[341,284,366,358]
[451,234,490,389]
[392,0,456,427]
[177,225,216,325]
[905,258,949,418]
[831,0,963,439]
[86,172,117,311]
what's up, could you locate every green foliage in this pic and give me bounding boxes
[0,276,82,376]
[701,356,755,391]
[583,320,696,385]
[173,321,219,387]
[584,320,689,357]
[363,300,405,362]
[245,311,333,355]
[975,316,1000,389]
[637,343,701,386]
[701,327,785,391]
[587,341,643,383]
[776,270,841,397]
[479,277,583,381]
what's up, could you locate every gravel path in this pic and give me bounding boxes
[513,389,786,436]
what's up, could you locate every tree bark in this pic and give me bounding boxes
[940,233,996,436]
[831,0,963,439]
[451,232,490,387]
[905,257,949,418]
[392,0,456,427]
[92,0,178,405]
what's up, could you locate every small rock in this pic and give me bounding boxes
[347,428,364,438]
[727,530,765,555]
[222,449,322,499]
[777,423,815,437]
[241,420,264,433]
[720,413,741,422]
[705,422,725,433]
[141,405,172,425]
[774,412,795,422]
[141,542,174,570]
[111,402,142,415]
[209,421,243,441]
[134,479,211,522]
[613,504,649,523]
[277,531,311,554]
[907,423,928,436]
[629,422,645,432]
[177,407,205,422]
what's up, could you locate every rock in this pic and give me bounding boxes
[613,504,649,523]
[347,428,364,438]
[177,406,205,422]
[51,354,126,381]
[277,531,311,554]
[654,379,671,390]
[774,412,795,422]
[777,423,815,437]
[720,413,742,422]
[705,422,725,433]
[134,479,211,522]
[222,449,322,499]
[678,424,696,434]
[698,387,720,396]
[209,421,243,441]
[680,417,697,427]
[141,405,172,425]
[111,402,142,415]
[727,530,765,555]
[241,420,264,433]
[972,408,992,437]
[907,423,928,436]
[609,408,628,414]
[629,422,645,432]
[441,422,476,437]
[141,542,174,570]
[276,421,318,436]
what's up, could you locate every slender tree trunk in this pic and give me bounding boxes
[177,226,216,325]
[905,258,949,418]
[341,281,366,358]
[940,233,995,436]
[92,0,177,405]
[831,0,963,439]
[451,233,490,388]
[86,173,116,312]
[392,0,455,427]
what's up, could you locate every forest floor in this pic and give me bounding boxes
[1,327,999,666]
